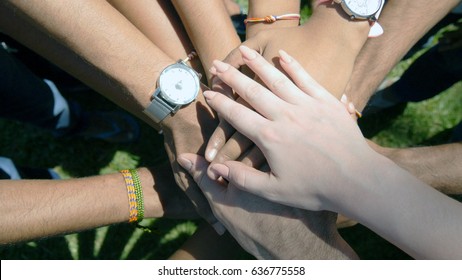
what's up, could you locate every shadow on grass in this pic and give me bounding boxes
[0,219,198,260]
[0,90,167,178]
[358,103,408,139]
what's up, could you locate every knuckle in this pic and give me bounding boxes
[258,126,281,146]
[215,150,236,163]
[283,107,300,122]
[271,77,290,91]
[226,104,245,124]
[243,83,264,102]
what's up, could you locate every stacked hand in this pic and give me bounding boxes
[182,46,377,212]
[177,46,376,258]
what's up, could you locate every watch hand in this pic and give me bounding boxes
[175,81,183,90]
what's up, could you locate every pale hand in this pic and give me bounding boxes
[203,46,378,212]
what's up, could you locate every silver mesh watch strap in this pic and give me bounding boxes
[143,92,175,123]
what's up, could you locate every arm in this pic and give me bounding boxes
[371,142,462,194]
[0,0,220,226]
[171,0,241,83]
[0,164,197,245]
[346,0,461,111]
[1,0,172,130]
[200,47,462,259]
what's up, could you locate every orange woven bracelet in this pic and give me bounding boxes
[244,13,301,24]
[120,169,138,223]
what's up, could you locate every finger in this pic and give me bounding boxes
[210,75,235,100]
[203,90,268,145]
[212,131,253,165]
[210,45,246,100]
[205,118,235,162]
[178,153,229,204]
[278,50,336,103]
[239,145,266,168]
[205,97,252,162]
[177,153,227,235]
[340,94,361,120]
[212,42,258,94]
[238,45,305,104]
[208,161,277,201]
[211,59,284,119]
[221,45,246,70]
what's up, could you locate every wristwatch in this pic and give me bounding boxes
[143,55,201,124]
[333,0,383,21]
[333,0,385,37]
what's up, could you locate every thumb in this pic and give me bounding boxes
[177,153,208,185]
[177,153,227,235]
[210,46,244,100]
[222,45,246,70]
[178,153,227,203]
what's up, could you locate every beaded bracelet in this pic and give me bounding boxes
[120,169,144,223]
[130,169,144,221]
[244,13,300,25]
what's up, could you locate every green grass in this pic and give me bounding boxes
[1,2,461,260]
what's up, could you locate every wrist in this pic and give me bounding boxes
[309,2,370,52]
[161,85,215,131]
[137,168,163,219]
[143,55,204,132]
[322,150,388,215]
[246,0,301,37]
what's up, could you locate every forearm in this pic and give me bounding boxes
[172,0,241,83]
[298,4,370,97]
[1,0,217,225]
[379,143,462,194]
[0,168,160,244]
[246,0,301,37]
[347,0,460,110]
[1,0,174,130]
[331,155,462,259]
[106,0,194,64]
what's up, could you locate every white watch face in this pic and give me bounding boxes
[158,63,200,105]
[344,0,382,18]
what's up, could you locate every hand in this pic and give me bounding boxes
[161,88,224,229]
[145,163,200,220]
[202,46,378,212]
[178,153,357,259]
[206,6,370,164]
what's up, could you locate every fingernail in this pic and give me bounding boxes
[177,156,192,171]
[209,66,217,75]
[239,45,257,60]
[341,94,347,103]
[348,102,356,113]
[207,148,217,161]
[278,50,292,64]
[203,90,217,100]
[213,60,230,73]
